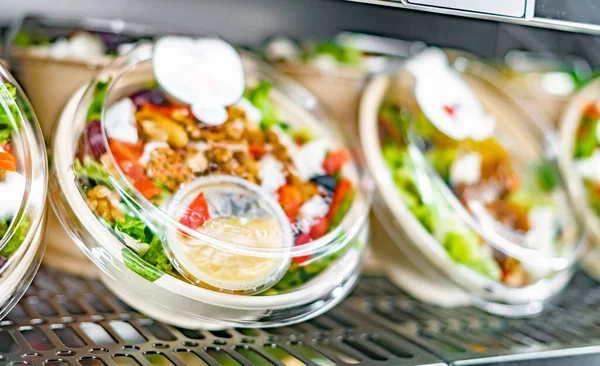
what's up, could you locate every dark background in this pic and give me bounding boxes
[1,0,600,65]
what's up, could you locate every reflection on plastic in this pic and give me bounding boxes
[262,344,306,366]
[79,322,116,345]
[109,320,147,344]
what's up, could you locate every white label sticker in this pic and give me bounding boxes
[406,48,496,141]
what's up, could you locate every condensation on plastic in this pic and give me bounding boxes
[358,50,582,317]
[49,41,372,329]
[0,64,48,320]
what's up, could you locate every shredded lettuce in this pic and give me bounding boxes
[0,216,31,258]
[0,82,19,144]
[142,235,173,274]
[304,41,362,68]
[86,80,110,123]
[574,119,598,159]
[535,161,560,192]
[73,157,113,187]
[426,147,456,183]
[244,81,285,130]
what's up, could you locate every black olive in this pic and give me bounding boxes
[311,175,337,192]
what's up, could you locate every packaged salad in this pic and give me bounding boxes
[558,77,600,271]
[259,34,417,123]
[49,36,371,329]
[360,48,583,316]
[8,16,154,136]
[0,64,48,319]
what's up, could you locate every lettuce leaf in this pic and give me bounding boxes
[86,80,110,123]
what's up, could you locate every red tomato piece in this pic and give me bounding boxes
[278,185,304,219]
[134,177,162,199]
[109,139,144,163]
[309,216,329,239]
[142,102,191,118]
[249,144,267,158]
[180,192,211,230]
[322,148,350,175]
[0,150,16,172]
[119,160,146,182]
[293,233,312,265]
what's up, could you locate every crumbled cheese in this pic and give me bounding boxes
[105,98,139,144]
[117,42,137,56]
[44,33,106,59]
[0,171,25,219]
[300,195,329,220]
[122,233,150,256]
[138,141,169,165]
[293,138,330,181]
[259,154,286,194]
[450,152,482,186]
[309,54,338,72]
[575,148,600,184]
[265,37,300,62]
[235,98,262,124]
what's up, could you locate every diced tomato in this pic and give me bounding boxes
[249,144,267,158]
[1,143,11,153]
[180,192,211,230]
[134,177,162,199]
[322,148,350,175]
[109,139,143,163]
[309,216,329,239]
[278,185,303,219]
[293,233,312,264]
[142,102,191,118]
[503,169,520,192]
[0,150,16,172]
[326,178,353,221]
[584,102,600,119]
[119,160,146,182]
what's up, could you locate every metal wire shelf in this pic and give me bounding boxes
[2,267,600,365]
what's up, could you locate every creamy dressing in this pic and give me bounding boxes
[138,141,169,165]
[177,217,285,287]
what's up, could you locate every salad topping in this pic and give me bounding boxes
[74,37,357,294]
[573,101,600,216]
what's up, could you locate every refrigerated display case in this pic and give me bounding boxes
[3,0,600,364]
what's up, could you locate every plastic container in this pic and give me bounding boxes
[359,48,583,317]
[7,16,155,276]
[0,65,48,319]
[49,38,372,329]
[557,77,600,280]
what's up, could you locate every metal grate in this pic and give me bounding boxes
[3,268,600,365]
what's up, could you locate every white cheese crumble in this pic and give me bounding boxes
[300,195,329,220]
[122,233,150,256]
[43,32,106,59]
[450,152,482,186]
[0,171,25,219]
[575,148,600,184]
[105,98,139,144]
[259,154,286,194]
[294,138,330,181]
[138,141,170,165]
[265,37,300,62]
[234,98,262,124]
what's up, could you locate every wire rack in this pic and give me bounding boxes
[2,268,600,366]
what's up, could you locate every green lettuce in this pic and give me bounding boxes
[86,80,110,123]
[73,157,112,187]
[0,216,31,258]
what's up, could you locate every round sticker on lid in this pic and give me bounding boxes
[406,48,496,141]
[153,36,245,126]
[166,175,293,294]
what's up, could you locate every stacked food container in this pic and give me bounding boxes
[360,48,585,316]
[48,37,372,328]
[0,63,48,318]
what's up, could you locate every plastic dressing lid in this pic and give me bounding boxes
[402,48,584,270]
[74,37,364,295]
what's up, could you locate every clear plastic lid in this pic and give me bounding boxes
[0,64,47,276]
[396,48,584,270]
[71,37,371,296]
